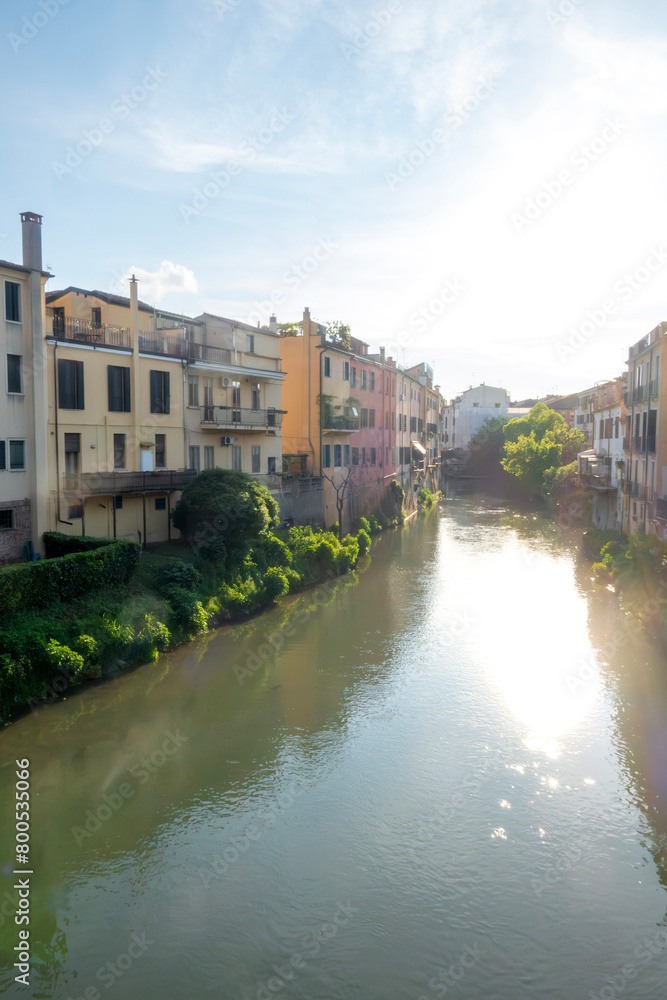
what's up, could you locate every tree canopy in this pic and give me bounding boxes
[171,469,280,563]
[501,403,586,493]
[326,321,351,348]
[467,416,508,472]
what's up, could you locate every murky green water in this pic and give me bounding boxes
[2,498,667,999]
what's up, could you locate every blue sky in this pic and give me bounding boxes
[2,0,667,399]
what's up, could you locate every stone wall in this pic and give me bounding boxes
[0,498,32,566]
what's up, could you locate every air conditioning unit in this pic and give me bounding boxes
[220,376,231,388]
[267,429,276,436]
[221,436,234,446]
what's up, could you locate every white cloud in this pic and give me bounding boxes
[115,261,199,302]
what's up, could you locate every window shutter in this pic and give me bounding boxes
[164,372,170,414]
[0,441,5,470]
[75,360,85,409]
[122,367,131,412]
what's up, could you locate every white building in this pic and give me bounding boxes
[442,384,511,451]
[577,378,626,530]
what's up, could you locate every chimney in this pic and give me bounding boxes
[269,314,278,334]
[21,212,43,271]
[380,346,385,362]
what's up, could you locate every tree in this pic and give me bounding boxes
[277,321,302,337]
[326,321,351,348]
[322,468,355,538]
[501,403,586,494]
[171,469,279,563]
[466,417,507,472]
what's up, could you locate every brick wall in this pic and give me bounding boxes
[0,498,32,566]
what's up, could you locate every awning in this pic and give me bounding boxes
[411,440,426,454]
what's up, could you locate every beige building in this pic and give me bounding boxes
[43,285,286,546]
[0,213,50,563]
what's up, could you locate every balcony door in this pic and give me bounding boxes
[140,447,154,472]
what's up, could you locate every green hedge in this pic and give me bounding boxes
[0,539,140,614]
[43,531,116,559]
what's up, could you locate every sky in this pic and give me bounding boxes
[2,0,667,400]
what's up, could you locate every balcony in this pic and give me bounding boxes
[649,379,659,399]
[46,310,131,349]
[63,469,197,496]
[655,497,667,521]
[137,333,189,359]
[200,406,283,431]
[633,385,647,404]
[322,416,360,433]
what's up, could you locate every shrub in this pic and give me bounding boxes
[260,535,293,568]
[357,529,371,555]
[417,488,438,510]
[43,532,116,559]
[358,517,370,533]
[44,640,85,683]
[0,539,140,614]
[162,585,209,635]
[262,567,290,602]
[155,559,201,594]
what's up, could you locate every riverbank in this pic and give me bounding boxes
[0,513,407,725]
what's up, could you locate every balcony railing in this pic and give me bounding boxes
[322,416,360,432]
[137,333,189,358]
[655,497,667,521]
[633,385,647,404]
[649,379,659,399]
[46,310,131,349]
[63,469,197,496]
[200,406,282,430]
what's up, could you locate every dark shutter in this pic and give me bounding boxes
[122,367,131,412]
[0,441,5,470]
[58,359,85,410]
[108,366,120,412]
[75,360,85,410]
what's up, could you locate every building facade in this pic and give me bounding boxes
[578,378,626,530]
[442,384,511,452]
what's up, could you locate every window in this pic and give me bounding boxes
[352,447,359,466]
[67,504,83,520]
[361,371,367,390]
[362,447,367,465]
[251,384,261,410]
[343,444,350,466]
[5,282,20,323]
[343,361,350,381]
[392,412,396,430]
[410,416,417,432]
[232,380,241,407]
[385,412,389,429]
[64,433,79,475]
[252,445,261,473]
[155,497,166,511]
[189,446,200,472]
[204,446,215,469]
[9,439,25,471]
[203,377,214,421]
[370,447,376,466]
[155,434,166,469]
[232,445,242,471]
[385,447,389,465]
[107,365,131,412]
[58,359,85,410]
[114,495,123,510]
[323,444,331,468]
[113,433,126,470]
[361,408,368,428]
[7,354,22,394]
[324,356,331,377]
[334,444,342,467]
[92,307,102,328]
[351,367,357,388]
[150,370,170,414]
[369,409,375,428]
[188,375,199,407]
[0,441,4,469]
[369,372,375,391]
[0,508,13,530]
[246,333,255,354]
[268,456,276,474]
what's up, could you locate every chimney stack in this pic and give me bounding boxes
[21,212,43,271]
[380,346,386,362]
[269,314,278,334]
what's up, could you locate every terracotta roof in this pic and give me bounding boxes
[0,258,52,277]
[46,285,155,313]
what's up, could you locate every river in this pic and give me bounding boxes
[1,497,667,999]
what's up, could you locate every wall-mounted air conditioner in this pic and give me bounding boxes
[221,436,234,446]
[221,376,231,388]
